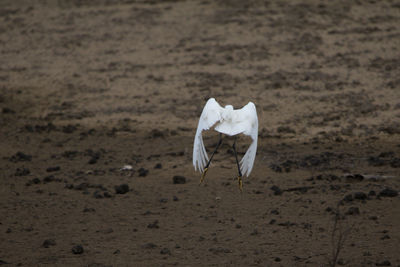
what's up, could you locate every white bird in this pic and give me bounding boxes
[193,98,258,191]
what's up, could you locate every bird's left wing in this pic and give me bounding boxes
[193,98,223,172]
[239,102,258,177]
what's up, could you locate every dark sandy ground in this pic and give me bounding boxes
[0,0,399,266]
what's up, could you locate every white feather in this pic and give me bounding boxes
[193,98,258,176]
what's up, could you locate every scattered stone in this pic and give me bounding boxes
[270,185,282,195]
[42,239,56,248]
[345,174,364,182]
[142,243,157,249]
[269,163,282,173]
[379,188,398,197]
[88,157,98,164]
[368,190,376,197]
[160,247,171,255]
[138,168,149,177]
[43,175,56,183]
[346,207,360,215]
[2,107,15,114]
[83,207,96,212]
[354,192,367,200]
[115,184,129,194]
[274,257,281,262]
[173,175,186,184]
[15,168,30,176]
[26,177,41,186]
[343,194,353,202]
[10,152,32,162]
[173,196,179,201]
[72,245,84,254]
[46,166,60,172]
[154,163,162,169]
[376,260,391,266]
[390,158,400,168]
[62,124,77,133]
[147,220,159,229]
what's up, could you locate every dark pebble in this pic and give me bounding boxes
[43,175,55,183]
[154,163,162,169]
[376,260,391,266]
[345,174,364,182]
[115,184,129,194]
[173,196,179,201]
[142,243,157,249]
[10,152,32,162]
[343,194,353,202]
[173,176,186,184]
[147,220,159,229]
[103,191,112,198]
[46,166,60,172]
[379,188,398,197]
[368,190,376,197]
[138,168,149,177]
[270,185,282,195]
[2,107,15,114]
[93,191,104,199]
[160,248,171,255]
[42,239,56,248]
[15,168,30,176]
[72,245,84,254]
[346,207,360,215]
[354,192,367,200]
[88,157,98,164]
[274,257,281,262]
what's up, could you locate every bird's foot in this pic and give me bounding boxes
[199,167,208,185]
[237,175,243,192]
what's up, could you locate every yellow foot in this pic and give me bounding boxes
[199,167,208,185]
[237,175,243,192]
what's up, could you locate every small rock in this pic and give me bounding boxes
[346,207,360,215]
[154,163,162,169]
[147,220,159,229]
[15,168,30,176]
[138,168,149,177]
[72,245,84,254]
[43,175,55,183]
[46,166,60,172]
[115,184,129,194]
[354,192,367,200]
[93,191,104,199]
[376,260,391,266]
[379,188,398,197]
[274,257,281,262]
[345,174,364,182]
[173,176,186,184]
[160,247,171,255]
[142,243,157,249]
[343,194,353,202]
[42,239,56,248]
[173,196,179,201]
[270,185,282,195]
[10,152,32,162]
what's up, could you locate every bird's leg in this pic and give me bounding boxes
[232,137,243,192]
[199,134,222,185]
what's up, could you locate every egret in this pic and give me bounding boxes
[193,98,258,191]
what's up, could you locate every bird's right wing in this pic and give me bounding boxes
[239,102,258,177]
[193,98,223,172]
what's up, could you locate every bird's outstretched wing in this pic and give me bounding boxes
[193,98,223,172]
[238,102,258,177]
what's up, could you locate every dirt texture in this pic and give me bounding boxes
[1,0,400,266]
